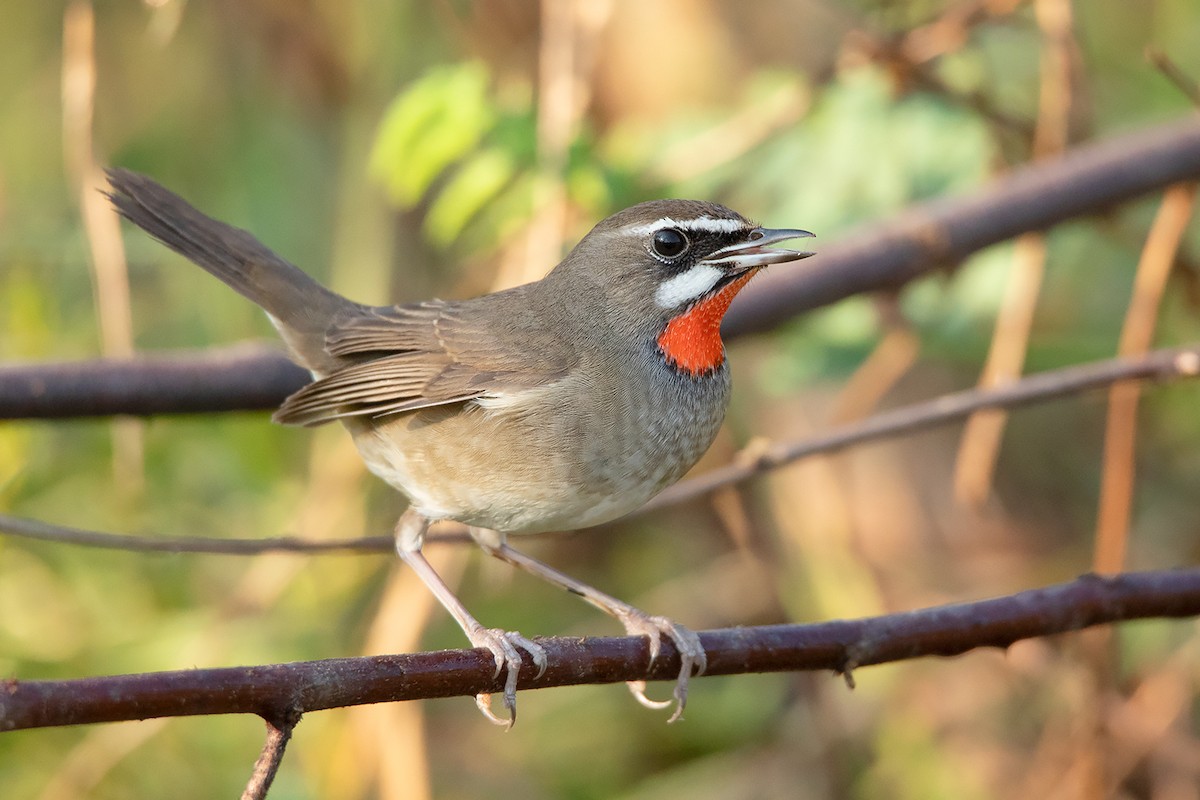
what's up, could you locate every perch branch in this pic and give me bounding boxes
[2,569,1197,731]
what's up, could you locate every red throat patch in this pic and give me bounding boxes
[657,271,756,375]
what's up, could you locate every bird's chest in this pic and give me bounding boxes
[579,359,730,494]
[346,349,731,533]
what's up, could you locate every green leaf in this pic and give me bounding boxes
[369,62,498,206]
[425,147,517,245]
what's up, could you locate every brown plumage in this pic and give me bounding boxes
[106,167,814,725]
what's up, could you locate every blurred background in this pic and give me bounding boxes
[3,1,1200,798]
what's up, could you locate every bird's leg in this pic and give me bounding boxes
[470,528,706,723]
[394,509,546,727]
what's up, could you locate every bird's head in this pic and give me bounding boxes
[550,200,814,376]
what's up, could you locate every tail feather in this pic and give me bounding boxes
[106,168,356,373]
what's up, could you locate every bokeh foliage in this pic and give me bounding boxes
[2,1,1200,798]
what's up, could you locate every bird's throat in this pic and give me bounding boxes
[657,271,755,376]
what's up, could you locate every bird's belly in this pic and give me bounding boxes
[344,371,728,533]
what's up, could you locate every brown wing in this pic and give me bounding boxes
[273,293,575,427]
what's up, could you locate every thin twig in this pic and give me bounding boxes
[952,233,1047,507]
[2,569,1197,731]
[1146,48,1200,108]
[900,0,1024,64]
[953,0,1076,508]
[4,344,1200,555]
[1094,184,1198,573]
[63,1,145,496]
[241,714,299,800]
[827,297,919,425]
[644,344,1200,512]
[0,514,396,554]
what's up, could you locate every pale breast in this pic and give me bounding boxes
[343,356,731,533]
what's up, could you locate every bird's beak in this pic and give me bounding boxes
[702,227,816,273]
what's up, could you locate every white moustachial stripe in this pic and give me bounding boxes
[626,215,749,237]
[654,264,724,309]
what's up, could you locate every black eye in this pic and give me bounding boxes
[651,228,689,259]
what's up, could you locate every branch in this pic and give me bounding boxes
[645,344,1200,512]
[0,513,395,554]
[241,716,298,800]
[724,115,1200,336]
[3,569,1198,731]
[3,117,1200,419]
[0,344,309,419]
[4,344,1197,556]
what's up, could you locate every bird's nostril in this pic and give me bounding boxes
[748,229,765,241]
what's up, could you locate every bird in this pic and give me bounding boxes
[105,168,814,725]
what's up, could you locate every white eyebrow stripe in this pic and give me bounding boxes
[625,216,750,236]
[654,264,724,309]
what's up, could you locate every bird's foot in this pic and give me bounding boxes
[617,611,707,723]
[468,627,547,728]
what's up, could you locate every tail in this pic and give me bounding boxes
[106,168,357,374]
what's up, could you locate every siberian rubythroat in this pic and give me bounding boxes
[107,169,814,724]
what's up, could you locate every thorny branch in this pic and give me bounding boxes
[3,569,1198,732]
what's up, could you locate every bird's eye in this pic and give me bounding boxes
[651,228,689,259]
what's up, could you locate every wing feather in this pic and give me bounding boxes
[274,291,575,427]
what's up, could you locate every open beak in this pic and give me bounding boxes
[702,227,816,273]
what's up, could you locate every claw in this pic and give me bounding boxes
[626,680,674,710]
[475,692,515,728]
[466,627,547,728]
[617,612,707,722]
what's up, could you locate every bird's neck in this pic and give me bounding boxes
[656,271,754,376]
